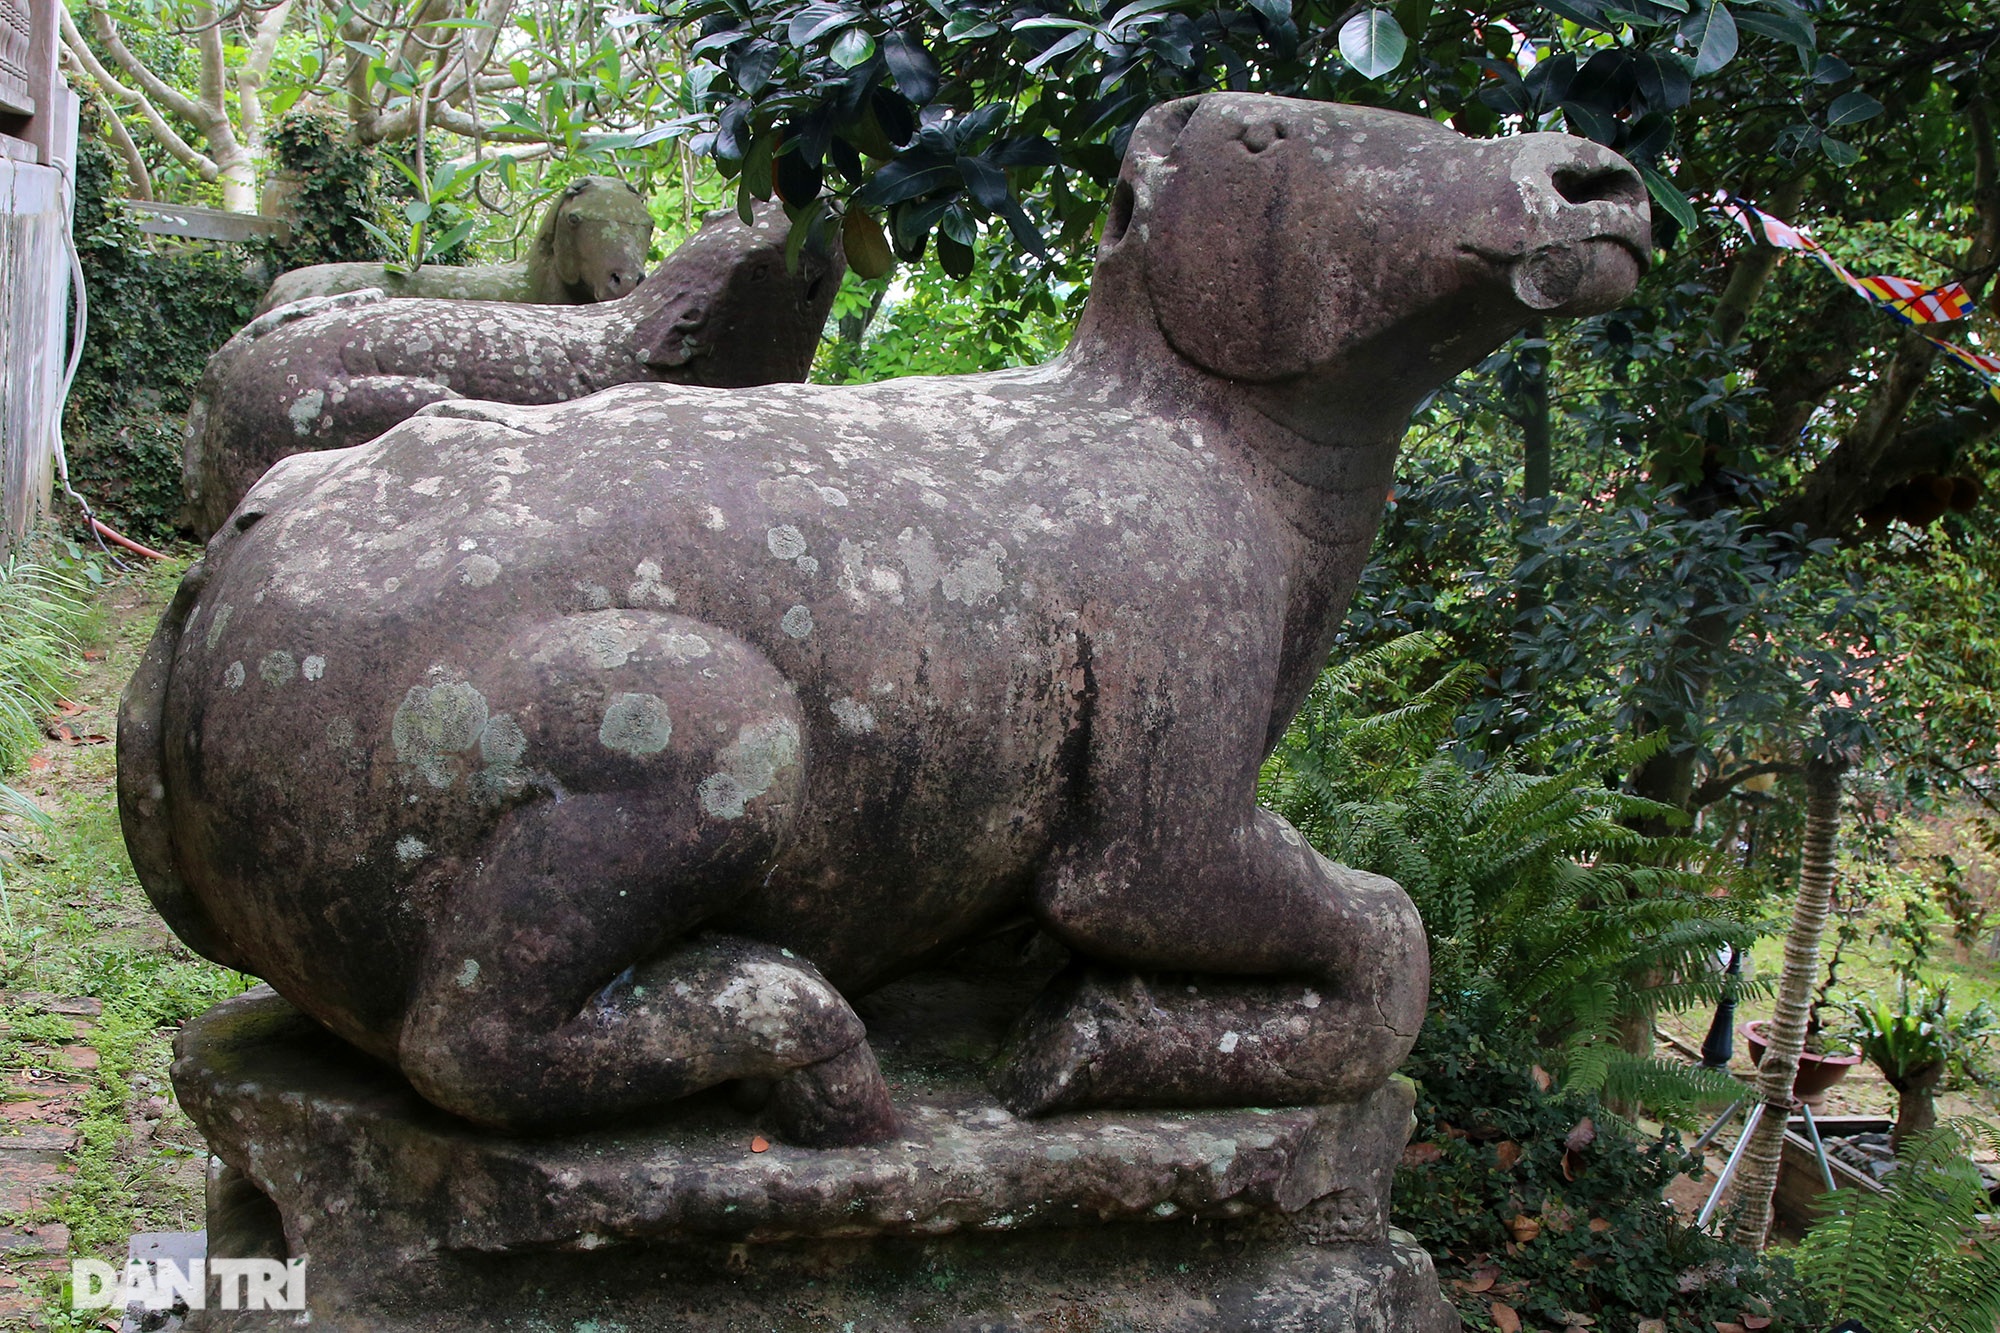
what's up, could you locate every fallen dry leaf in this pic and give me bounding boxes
[1637,1321,1666,1333]
[27,754,50,773]
[53,700,85,717]
[1530,1065,1553,1092]
[1742,1318,1771,1331]
[1562,1147,1587,1181]
[1587,1217,1613,1233]
[1494,1140,1523,1169]
[1714,1323,1748,1333]
[1490,1301,1521,1333]
[81,650,104,661]
[1403,1141,1444,1166]
[1461,1267,1498,1294]
[1559,1313,1594,1327]
[1565,1117,1597,1152]
[1506,1213,1541,1244]
[749,1135,770,1153]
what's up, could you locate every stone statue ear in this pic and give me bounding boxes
[556,209,586,286]
[1136,96,1344,384]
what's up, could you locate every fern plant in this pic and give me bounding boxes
[1260,634,1753,1116]
[0,551,86,775]
[1793,1120,2000,1333]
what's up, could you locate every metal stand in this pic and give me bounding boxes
[1693,1097,1839,1231]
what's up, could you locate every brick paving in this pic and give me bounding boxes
[0,995,99,1326]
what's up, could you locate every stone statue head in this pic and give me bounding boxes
[1087,95,1650,401]
[630,205,843,388]
[536,176,655,302]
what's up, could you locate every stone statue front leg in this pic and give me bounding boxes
[999,806,1428,1115]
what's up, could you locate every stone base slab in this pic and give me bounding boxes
[173,966,1457,1331]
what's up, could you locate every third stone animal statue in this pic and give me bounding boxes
[180,203,842,539]
[253,175,654,315]
[121,95,1649,1147]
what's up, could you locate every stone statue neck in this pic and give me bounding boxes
[1058,296,1420,506]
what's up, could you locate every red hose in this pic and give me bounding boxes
[91,519,169,561]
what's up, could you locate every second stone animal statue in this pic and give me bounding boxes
[122,95,1650,1149]
[180,204,844,538]
[254,176,654,314]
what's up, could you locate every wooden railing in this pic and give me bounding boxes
[0,0,74,548]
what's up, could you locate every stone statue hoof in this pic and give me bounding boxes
[769,1041,898,1146]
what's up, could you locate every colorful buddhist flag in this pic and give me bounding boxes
[1852,274,1973,323]
[1933,339,2000,377]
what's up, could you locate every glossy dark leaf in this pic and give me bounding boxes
[787,5,855,48]
[937,227,975,278]
[854,158,958,206]
[1731,7,1813,51]
[957,154,1011,212]
[774,136,824,205]
[989,135,1062,168]
[731,39,783,96]
[1679,3,1738,78]
[881,30,939,103]
[715,99,753,163]
[1825,90,1884,127]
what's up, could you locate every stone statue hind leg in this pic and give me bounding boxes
[995,650,1428,1116]
[393,610,895,1145]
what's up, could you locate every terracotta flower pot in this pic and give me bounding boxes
[1741,1020,1861,1110]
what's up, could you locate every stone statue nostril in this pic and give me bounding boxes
[1552,164,1644,208]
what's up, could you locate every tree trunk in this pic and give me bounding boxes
[1729,753,1847,1250]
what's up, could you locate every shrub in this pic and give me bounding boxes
[1792,1120,2000,1333]
[63,136,263,544]
[1396,1014,1824,1333]
[264,112,389,271]
[1260,634,1753,1115]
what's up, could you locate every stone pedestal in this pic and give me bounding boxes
[173,974,1458,1332]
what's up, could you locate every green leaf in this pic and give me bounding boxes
[403,200,433,225]
[1821,136,1859,166]
[508,58,531,87]
[942,14,1000,39]
[1680,2,1738,77]
[1639,164,1696,235]
[1826,90,1884,127]
[1813,53,1851,83]
[829,27,877,68]
[842,206,896,279]
[1730,7,1813,51]
[1338,9,1407,80]
[1247,0,1290,22]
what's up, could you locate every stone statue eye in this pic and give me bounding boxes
[570,213,586,227]
[1240,122,1288,154]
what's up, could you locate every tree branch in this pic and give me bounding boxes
[1690,761,1801,809]
[61,9,217,180]
[85,0,214,130]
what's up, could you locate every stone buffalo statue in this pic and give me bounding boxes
[181,204,843,539]
[254,176,654,315]
[121,95,1648,1147]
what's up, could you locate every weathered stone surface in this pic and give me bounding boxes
[174,979,1455,1332]
[254,176,654,315]
[180,202,843,537]
[124,94,1649,1143]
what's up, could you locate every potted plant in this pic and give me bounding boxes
[1844,984,1999,1149]
[1740,910,1863,1108]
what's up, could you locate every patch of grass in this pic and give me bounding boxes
[0,553,250,1326]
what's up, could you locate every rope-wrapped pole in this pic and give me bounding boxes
[1728,754,1847,1248]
